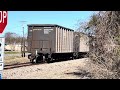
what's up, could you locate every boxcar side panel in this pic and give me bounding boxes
[55,27,73,53]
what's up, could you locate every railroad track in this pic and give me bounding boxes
[4,62,44,70]
[3,58,80,70]
[3,60,66,70]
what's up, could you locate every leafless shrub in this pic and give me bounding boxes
[89,11,120,78]
[5,32,27,45]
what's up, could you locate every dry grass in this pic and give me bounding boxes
[4,56,30,65]
[5,51,21,54]
[81,60,118,79]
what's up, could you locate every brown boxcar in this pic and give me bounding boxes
[27,24,74,63]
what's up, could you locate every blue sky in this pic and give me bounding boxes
[0,11,95,37]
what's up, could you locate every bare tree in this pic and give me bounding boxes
[5,32,21,44]
[4,32,25,51]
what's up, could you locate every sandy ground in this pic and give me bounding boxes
[3,58,90,79]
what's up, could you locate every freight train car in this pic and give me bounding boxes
[73,32,89,58]
[27,24,74,63]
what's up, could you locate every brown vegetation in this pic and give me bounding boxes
[87,11,120,78]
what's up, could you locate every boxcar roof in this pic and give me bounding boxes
[74,31,89,36]
[27,24,74,31]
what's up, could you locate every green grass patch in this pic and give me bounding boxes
[5,51,28,54]
[5,51,21,54]
[4,56,30,65]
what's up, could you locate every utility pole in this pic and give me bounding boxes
[20,21,26,57]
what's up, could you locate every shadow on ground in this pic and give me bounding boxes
[49,56,87,63]
[65,69,94,79]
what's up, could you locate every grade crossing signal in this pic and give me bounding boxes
[0,71,2,79]
[0,37,5,79]
[0,37,5,70]
[0,37,4,63]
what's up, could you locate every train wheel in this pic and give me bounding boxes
[30,59,35,63]
[35,56,43,63]
[71,56,74,60]
[46,58,50,63]
[46,58,53,63]
[35,58,39,63]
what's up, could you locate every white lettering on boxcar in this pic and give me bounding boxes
[33,29,42,31]
[44,29,53,34]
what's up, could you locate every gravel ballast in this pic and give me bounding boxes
[3,58,89,79]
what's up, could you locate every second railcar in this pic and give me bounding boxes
[73,32,89,58]
[27,24,74,63]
